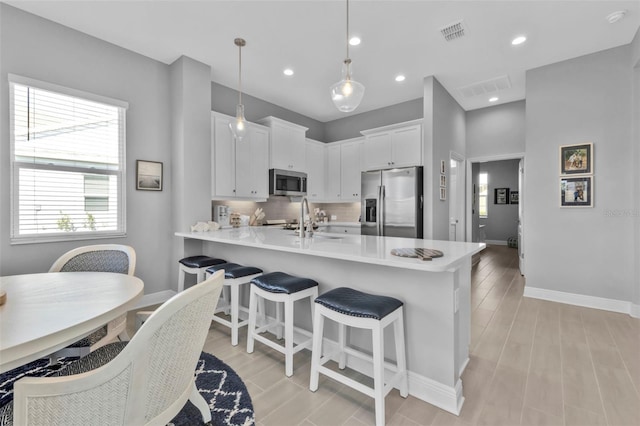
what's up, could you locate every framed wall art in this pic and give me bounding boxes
[560,143,593,175]
[136,160,163,191]
[560,176,592,207]
[510,191,519,204]
[494,188,509,204]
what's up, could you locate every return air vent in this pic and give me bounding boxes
[440,20,466,41]
[457,75,512,98]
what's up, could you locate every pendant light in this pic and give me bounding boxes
[229,38,248,141]
[330,0,365,112]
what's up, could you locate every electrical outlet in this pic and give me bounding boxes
[330,215,337,221]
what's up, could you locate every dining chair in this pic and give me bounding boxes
[48,244,136,360]
[6,270,224,426]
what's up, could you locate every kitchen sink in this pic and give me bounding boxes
[289,232,343,240]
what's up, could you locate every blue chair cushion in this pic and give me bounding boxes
[315,287,403,320]
[251,272,318,294]
[206,263,263,279]
[179,255,226,268]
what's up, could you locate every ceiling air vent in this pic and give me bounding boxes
[440,20,466,42]
[457,75,512,98]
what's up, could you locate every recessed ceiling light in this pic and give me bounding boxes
[489,97,499,102]
[283,68,294,76]
[395,75,406,82]
[349,37,361,46]
[511,35,527,46]
[606,10,627,24]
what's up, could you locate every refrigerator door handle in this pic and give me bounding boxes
[379,185,385,236]
[420,194,424,209]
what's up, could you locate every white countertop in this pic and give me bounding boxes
[176,227,484,272]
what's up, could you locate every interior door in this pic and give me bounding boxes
[449,153,466,241]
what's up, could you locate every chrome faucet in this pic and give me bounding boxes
[300,196,313,238]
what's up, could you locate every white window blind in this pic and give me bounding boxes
[9,75,127,243]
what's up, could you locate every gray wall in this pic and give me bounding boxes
[525,45,635,302]
[211,81,325,141]
[466,101,526,159]
[479,160,519,242]
[0,5,175,295]
[323,98,423,142]
[423,77,466,241]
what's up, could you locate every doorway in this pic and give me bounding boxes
[466,153,525,275]
[449,152,465,242]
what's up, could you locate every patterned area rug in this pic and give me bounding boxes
[0,352,254,426]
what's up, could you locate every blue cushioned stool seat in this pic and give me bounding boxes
[315,287,403,320]
[251,272,318,294]
[206,263,263,279]
[179,255,227,268]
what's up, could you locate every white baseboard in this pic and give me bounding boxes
[485,240,507,246]
[524,286,638,318]
[133,290,176,310]
[631,303,640,319]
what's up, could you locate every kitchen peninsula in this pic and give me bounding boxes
[176,227,484,414]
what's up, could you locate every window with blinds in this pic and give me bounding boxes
[9,75,127,243]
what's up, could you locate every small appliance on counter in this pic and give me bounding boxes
[214,205,230,227]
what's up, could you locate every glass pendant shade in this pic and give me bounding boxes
[330,59,365,112]
[229,104,248,141]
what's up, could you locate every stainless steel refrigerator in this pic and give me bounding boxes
[361,166,423,238]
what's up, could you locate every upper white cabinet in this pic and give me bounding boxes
[257,116,308,172]
[361,120,422,171]
[305,139,326,201]
[324,138,363,202]
[211,112,269,200]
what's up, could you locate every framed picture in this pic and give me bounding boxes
[440,187,446,201]
[440,175,446,187]
[561,176,592,207]
[440,160,446,175]
[560,143,593,175]
[510,191,519,204]
[494,188,509,204]
[136,160,163,191]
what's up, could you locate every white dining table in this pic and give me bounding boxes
[0,272,143,373]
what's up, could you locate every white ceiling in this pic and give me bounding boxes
[6,0,639,122]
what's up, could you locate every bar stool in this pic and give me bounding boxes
[178,255,226,292]
[205,262,263,346]
[309,287,408,426]
[247,272,318,377]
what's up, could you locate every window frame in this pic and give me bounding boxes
[9,74,128,244]
[478,172,488,219]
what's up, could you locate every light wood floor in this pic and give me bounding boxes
[129,245,640,425]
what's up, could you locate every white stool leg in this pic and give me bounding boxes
[196,268,205,283]
[309,307,324,392]
[178,265,186,292]
[258,297,266,329]
[230,283,240,346]
[284,298,295,377]
[276,301,283,340]
[247,286,258,354]
[394,309,409,397]
[372,322,386,426]
[338,322,347,369]
[222,285,231,315]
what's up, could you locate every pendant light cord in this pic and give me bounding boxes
[238,42,242,105]
[345,0,350,60]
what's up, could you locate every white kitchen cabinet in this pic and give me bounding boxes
[257,116,308,172]
[340,140,362,202]
[361,120,422,170]
[324,138,363,202]
[305,139,326,201]
[211,112,269,200]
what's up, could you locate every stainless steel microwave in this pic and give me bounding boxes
[269,169,307,196]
